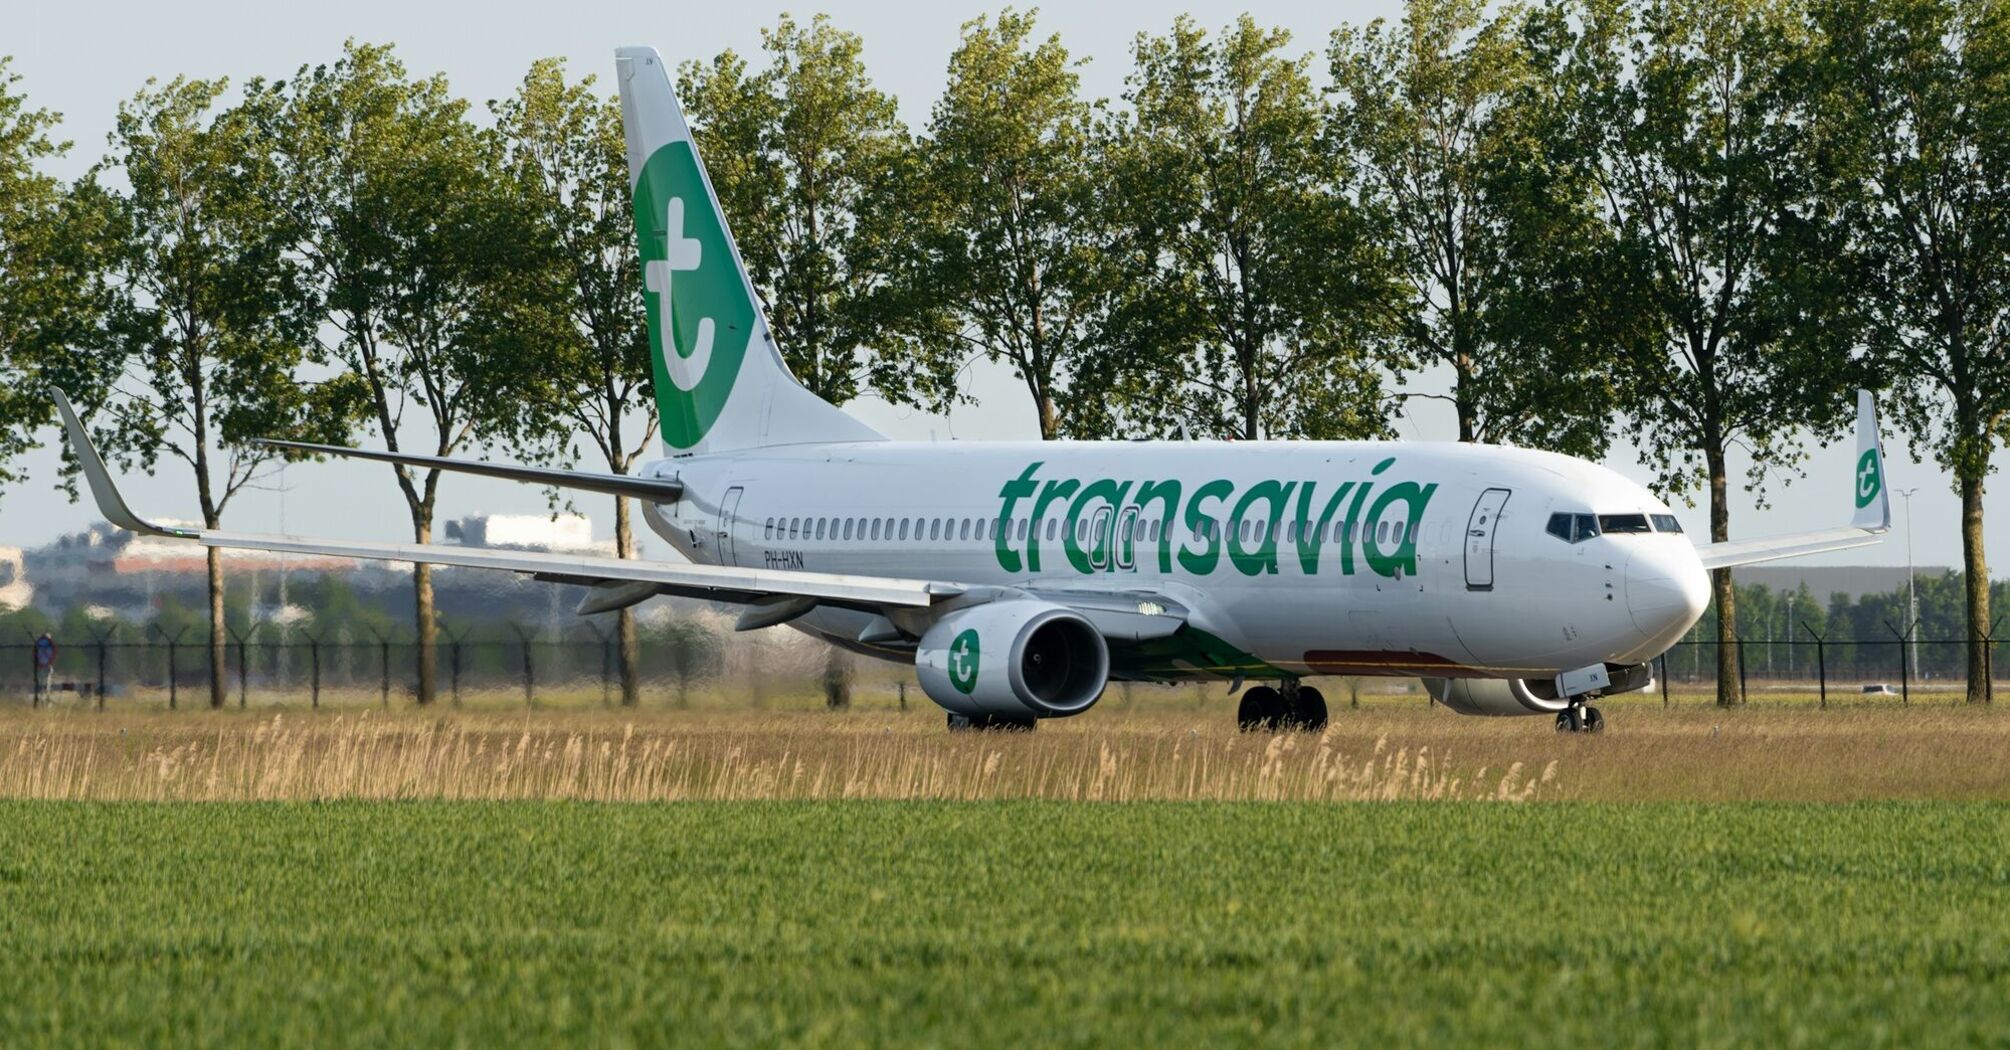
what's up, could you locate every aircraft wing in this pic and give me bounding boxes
[1693,389,1892,571]
[53,391,956,613]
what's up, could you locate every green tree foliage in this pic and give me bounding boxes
[0,57,117,499]
[1091,16,1397,440]
[276,42,553,705]
[1571,0,1850,705]
[679,15,956,410]
[915,10,1102,439]
[97,76,361,708]
[1331,0,1612,455]
[492,59,654,707]
[1809,0,2010,702]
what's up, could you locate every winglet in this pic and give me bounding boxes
[51,390,195,539]
[1850,388,1890,532]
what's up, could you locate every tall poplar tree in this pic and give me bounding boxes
[1331,0,1611,455]
[1093,16,1397,441]
[917,10,1101,439]
[0,57,116,498]
[1575,0,1845,706]
[1812,0,2010,702]
[494,59,655,707]
[277,42,548,705]
[99,76,358,708]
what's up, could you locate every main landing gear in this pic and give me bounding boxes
[1554,702,1606,734]
[1237,680,1329,733]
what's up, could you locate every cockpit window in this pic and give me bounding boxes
[1545,512,1600,543]
[1651,514,1683,534]
[1597,513,1653,534]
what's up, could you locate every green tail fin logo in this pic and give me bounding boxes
[1854,448,1881,509]
[634,142,754,450]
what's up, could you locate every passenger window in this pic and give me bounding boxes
[765,518,775,539]
[1376,520,1389,544]
[788,518,799,540]
[960,519,972,541]
[869,519,881,541]
[1045,519,1057,542]
[1393,521,1406,546]
[814,518,826,540]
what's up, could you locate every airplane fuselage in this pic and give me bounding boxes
[641,439,1712,684]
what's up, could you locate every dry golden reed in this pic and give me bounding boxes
[0,712,1558,803]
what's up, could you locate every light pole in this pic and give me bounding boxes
[1897,487,1920,676]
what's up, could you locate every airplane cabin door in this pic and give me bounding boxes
[1464,488,1511,591]
[718,486,744,566]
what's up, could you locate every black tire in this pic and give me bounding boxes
[1291,686,1329,732]
[1555,711,1573,733]
[1582,706,1606,734]
[1238,686,1287,732]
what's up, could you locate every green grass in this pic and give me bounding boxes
[0,802,2006,1047]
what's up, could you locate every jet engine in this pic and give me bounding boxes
[915,601,1109,719]
[1423,663,1654,716]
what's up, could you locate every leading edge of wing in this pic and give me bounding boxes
[1695,527,1882,571]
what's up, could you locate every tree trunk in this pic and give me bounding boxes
[1036,390,1057,441]
[822,645,852,710]
[206,545,227,709]
[1961,470,1990,703]
[1707,443,1741,706]
[412,506,437,705]
[614,494,642,707]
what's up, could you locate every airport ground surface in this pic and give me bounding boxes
[0,699,2005,1046]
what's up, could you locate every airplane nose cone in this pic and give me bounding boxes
[1626,546,1710,646]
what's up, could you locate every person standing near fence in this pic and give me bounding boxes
[32,633,56,707]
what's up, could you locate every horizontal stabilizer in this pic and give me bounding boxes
[255,439,683,503]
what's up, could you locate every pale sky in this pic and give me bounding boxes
[0,0,1998,572]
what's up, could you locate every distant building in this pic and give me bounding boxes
[0,547,30,611]
[444,513,617,556]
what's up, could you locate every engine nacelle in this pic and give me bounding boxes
[1423,663,1655,716]
[916,601,1110,719]
[1422,677,1569,717]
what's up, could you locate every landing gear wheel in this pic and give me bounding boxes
[947,712,1036,732]
[1290,686,1329,732]
[1237,686,1287,732]
[1554,705,1605,733]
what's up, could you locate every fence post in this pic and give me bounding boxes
[151,625,188,710]
[364,627,390,708]
[509,623,534,709]
[1883,618,1909,705]
[446,627,464,708]
[1736,634,1748,703]
[91,625,112,711]
[25,629,39,708]
[305,631,321,710]
[1802,622,1827,710]
[227,624,250,709]
[1977,611,1993,704]
[899,680,908,711]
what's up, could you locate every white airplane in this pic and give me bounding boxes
[52,46,1891,733]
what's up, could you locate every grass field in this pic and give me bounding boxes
[2,702,2007,1046]
[0,800,2006,1047]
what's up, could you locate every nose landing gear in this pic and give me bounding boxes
[1554,702,1606,733]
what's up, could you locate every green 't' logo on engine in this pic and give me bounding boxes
[634,141,754,449]
[1855,448,1882,508]
[948,629,980,695]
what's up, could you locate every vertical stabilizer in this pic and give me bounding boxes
[615,46,884,454]
[1851,388,1890,532]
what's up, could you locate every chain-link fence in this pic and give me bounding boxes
[1656,631,2000,704]
[0,619,912,711]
